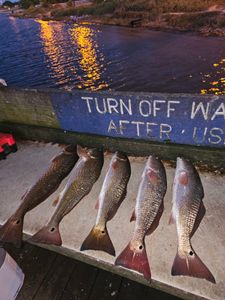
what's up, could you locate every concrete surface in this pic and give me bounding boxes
[0,141,224,300]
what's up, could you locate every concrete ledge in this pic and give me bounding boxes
[0,141,224,300]
[1,122,225,170]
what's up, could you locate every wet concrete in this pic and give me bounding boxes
[0,141,224,300]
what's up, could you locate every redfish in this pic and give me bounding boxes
[170,157,215,283]
[0,145,78,248]
[29,145,103,246]
[115,156,167,280]
[81,152,131,256]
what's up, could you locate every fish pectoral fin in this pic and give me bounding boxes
[168,209,176,225]
[115,242,151,281]
[171,249,215,283]
[52,196,60,207]
[190,201,206,238]
[130,209,136,222]
[147,201,164,235]
[21,189,29,201]
[95,198,100,210]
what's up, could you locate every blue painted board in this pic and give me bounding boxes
[51,91,225,148]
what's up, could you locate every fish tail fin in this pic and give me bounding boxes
[80,225,115,256]
[0,215,24,248]
[29,224,62,246]
[171,249,215,283]
[115,242,151,280]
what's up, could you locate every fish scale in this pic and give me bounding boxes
[0,145,78,248]
[29,146,104,246]
[81,152,131,257]
[171,157,215,283]
[115,155,167,281]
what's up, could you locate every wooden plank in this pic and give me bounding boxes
[16,245,57,300]
[60,261,99,300]
[3,242,34,263]
[33,254,76,300]
[117,278,149,300]
[88,269,122,300]
[147,285,181,300]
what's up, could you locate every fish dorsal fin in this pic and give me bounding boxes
[179,171,188,186]
[130,209,136,222]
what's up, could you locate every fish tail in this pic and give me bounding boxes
[171,248,215,283]
[115,242,151,280]
[80,225,115,256]
[0,215,24,248]
[29,224,62,246]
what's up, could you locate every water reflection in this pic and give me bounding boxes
[36,20,70,86]
[201,58,225,95]
[70,25,108,91]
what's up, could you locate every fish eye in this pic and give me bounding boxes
[139,245,143,250]
[50,227,55,232]
[15,220,20,225]
[189,251,193,256]
[101,230,105,234]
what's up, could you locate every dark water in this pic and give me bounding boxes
[0,13,224,94]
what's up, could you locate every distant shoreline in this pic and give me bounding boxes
[1,5,225,37]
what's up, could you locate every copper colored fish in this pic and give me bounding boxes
[115,156,167,280]
[0,145,78,248]
[29,145,104,246]
[80,152,131,256]
[170,157,215,283]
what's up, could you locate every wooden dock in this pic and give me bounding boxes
[5,242,180,300]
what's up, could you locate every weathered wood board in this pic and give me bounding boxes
[0,141,224,300]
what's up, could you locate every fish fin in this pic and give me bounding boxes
[21,190,28,201]
[147,201,164,235]
[115,242,151,280]
[171,249,215,283]
[0,215,24,248]
[95,198,100,210]
[52,196,60,207]
[80,225,115,256]
[29,225,62,246]
[178,171,188,185]
[51,155,60,163]
[191,201,206,238]
[169,210,176,225]
[130,209,136,222]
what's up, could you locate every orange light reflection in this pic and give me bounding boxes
[70,25,108,91]
[201,57,225,95]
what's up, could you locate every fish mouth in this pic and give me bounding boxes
[115,151,127,161]
[64,145,76,154]
[147,155,160,172]
[176,157,190,171]
[88,148,102,159]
